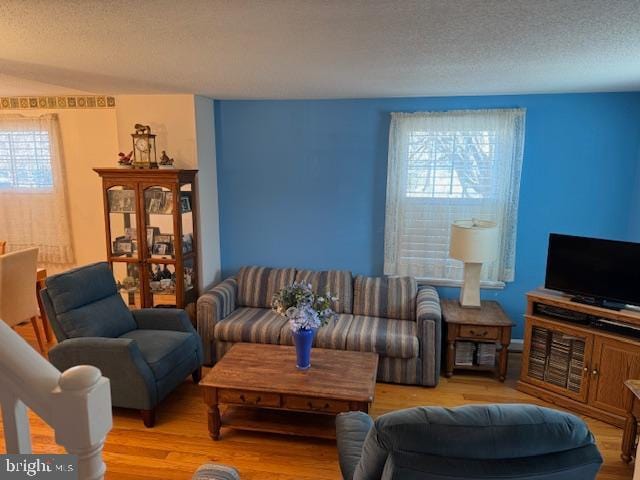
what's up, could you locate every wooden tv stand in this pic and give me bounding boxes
[518,289,640,428]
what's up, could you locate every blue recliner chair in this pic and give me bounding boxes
[41,262,203,427]
[336,404,603,480]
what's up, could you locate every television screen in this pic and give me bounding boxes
[545,233,640,307]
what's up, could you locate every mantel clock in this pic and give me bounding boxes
[131,123,157,169]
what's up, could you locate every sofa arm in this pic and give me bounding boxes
[197,277,238,364]
[192,464,240,480]
[336,411,373,480]
[132,308,194,333]
[416,286,442,387]
[48,337,158,410]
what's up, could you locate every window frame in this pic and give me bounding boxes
[383,108,526,284]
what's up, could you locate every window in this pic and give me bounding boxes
[0,130,53,189]
[0,114,74,267]
[384,109,525,284]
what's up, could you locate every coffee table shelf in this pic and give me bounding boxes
[200,343,379,440]
[221,406,337,440]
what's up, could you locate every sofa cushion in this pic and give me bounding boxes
[295,269,353,313]
[280,314,355,350]
[353,276,417,321]
[237,266,296,308]
[120,329,198,380]
[214,307,287,344]
[346,315,419,359]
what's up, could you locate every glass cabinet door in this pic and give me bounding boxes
[144,185,176,259]
[180,183,195,256]
[107,185,139,259]
[143,184,178,307]
[180,182,198,307]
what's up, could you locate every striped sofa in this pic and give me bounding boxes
[197,266,442,386]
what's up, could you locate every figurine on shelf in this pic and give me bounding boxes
[158,150,174,169]
[152,265,163,282]
[161,264,172,279]
[117,151,133,168]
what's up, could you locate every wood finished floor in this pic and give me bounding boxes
[2,324,635,480]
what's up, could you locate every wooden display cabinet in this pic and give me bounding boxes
[518,289,640,427]
[94,168,198,314]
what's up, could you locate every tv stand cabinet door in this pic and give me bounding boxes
[587,336,640,417]
[521,316,593,402]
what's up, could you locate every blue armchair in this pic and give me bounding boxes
[41,262,203,427]
[336,404,603,480]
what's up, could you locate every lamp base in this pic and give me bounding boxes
[459,262,482,308]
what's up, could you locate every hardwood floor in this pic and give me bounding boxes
[2,324,635,479]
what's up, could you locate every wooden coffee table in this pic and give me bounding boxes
[200,343,379,440]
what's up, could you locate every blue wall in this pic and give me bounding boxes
[630,152,640,242]
[215,93,640,338]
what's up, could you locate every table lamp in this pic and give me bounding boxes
[449,219,498,308]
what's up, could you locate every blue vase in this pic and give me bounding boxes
[292,328,315,370]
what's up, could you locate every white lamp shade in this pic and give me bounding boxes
[449,220,498,263]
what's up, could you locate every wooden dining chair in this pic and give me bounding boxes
[0,247,46,353]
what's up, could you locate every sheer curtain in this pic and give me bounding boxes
[384,109,525,284]
[0,114,75,268]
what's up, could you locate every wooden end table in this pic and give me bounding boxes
[621,379,640,462]
[442,299,514,382]
[200,343,379,440]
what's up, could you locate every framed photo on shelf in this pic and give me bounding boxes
[113,236,134,255]
[180,194,191,213]
[152,234,173,257]
[184,266,194,288]
[182,233,193,253]
[154,234,173,245]
[124,227,136,240]
[146,189,173,214]
[146,226,160,250]
[152,243,169,255]
[108,190,136,213]
[160,191,173,214]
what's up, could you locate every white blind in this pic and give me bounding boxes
[384,109,526,283]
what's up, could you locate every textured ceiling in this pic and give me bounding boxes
[0,0,639,99]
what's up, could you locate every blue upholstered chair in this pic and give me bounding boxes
[336,404,602,480]
[41,262,203,427]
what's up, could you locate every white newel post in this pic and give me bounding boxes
[51,365,113,480]
[0,392,32,454]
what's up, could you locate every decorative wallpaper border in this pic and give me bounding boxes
[0,95,116,110]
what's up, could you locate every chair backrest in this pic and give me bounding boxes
[42,262,136,340]
[0,240,6,255]
[354,404,603,480]
[0,248,39,327]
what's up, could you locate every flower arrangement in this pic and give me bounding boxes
[272,282,337,331]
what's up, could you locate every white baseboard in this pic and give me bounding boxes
[509,339,523,353]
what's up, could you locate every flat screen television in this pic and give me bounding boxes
[545,233,640,309]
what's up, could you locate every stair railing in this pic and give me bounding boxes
[0,320,112,480]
